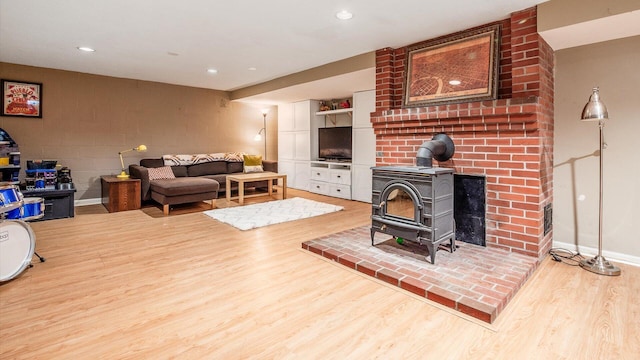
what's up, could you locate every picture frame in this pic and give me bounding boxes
[403,24,500,107]
[2,79,43,118]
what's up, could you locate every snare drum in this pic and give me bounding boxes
[6,197,45,221]
[0,185,23,214]
[0,220,36,282]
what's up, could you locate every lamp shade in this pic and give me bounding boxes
[581,87,608,121]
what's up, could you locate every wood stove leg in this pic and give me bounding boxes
[425,242,437,264]
[370,228,376,246]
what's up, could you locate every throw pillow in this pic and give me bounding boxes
[243,154,263,173]
[148,166,176,180]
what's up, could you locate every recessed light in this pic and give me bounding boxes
[336,10,353,20]
[77,46,95,52]
[248,67,257,71]
[449,80,461,86]
[207,69,218,74]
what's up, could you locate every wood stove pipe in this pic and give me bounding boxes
[416,133,455,167]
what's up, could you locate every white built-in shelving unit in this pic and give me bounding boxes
[277,90,375,202]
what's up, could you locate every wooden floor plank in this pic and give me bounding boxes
[1,189,638,359]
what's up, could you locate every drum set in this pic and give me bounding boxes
[0,184,45,282]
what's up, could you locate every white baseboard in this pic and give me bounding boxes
[552,240,640,267]
[75,197,102,207]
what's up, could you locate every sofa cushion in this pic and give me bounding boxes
[140,158,164,168]
[243,154,263,173]
[171,165,188,177]
[228,161,243,173]
[148,166,175,180]
[187,161,228,176]
[150,177,219,197]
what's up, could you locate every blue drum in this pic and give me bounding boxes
[0,185,23,214]
[6,197,45,221]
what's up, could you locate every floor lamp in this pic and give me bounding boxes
[579,87,621,276]
[254,109,268,159]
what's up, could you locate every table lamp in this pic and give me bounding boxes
[118,145,147,178]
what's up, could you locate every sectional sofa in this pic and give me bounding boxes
[129,153,277,215]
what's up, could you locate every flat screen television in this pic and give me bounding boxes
[318,126,352,161]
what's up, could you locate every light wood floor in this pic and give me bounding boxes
[1,189,638,359]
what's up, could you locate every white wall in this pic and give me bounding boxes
[553,35,640,264]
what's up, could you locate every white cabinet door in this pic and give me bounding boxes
[278,160,295,186]
[353,90,375,128]
[293,161,310,191]
[294,131,310,160]
[278,132,295,160]
[293,101,312,131]
[278,103,294,132]
[351,164,373,203]
[352,127,376,165]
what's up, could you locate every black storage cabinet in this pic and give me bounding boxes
[20,188,76,221]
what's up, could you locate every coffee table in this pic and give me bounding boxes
[226,172,287,205]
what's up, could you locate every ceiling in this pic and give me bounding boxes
[1,0,549,104]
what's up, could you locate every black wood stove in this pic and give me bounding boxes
[370,134,456,264]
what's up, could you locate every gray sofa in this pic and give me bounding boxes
[129,158,277,215]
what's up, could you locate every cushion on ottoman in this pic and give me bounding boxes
[150,177,219,197]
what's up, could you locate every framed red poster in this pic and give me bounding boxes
[2,79,42,118]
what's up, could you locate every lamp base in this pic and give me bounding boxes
[579,255,621,276]
[117,171,130,179]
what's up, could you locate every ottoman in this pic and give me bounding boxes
[149,177,220,215]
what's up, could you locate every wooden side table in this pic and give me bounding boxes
[101,176,141,212]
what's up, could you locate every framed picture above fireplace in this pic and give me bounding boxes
[403,24,500,107]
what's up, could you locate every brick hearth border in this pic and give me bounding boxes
[302,226,539,323]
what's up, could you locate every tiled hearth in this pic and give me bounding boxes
[302,226,539,323]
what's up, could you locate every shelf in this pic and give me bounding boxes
[0,165,20,169]
[315,108,352,116]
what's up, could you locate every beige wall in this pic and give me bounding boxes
[0,62,277,200]
[553,36,640,260]
[538,0,640,31]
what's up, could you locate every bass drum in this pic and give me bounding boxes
[0,220,36,282]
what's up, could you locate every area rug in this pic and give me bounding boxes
[203,197,344,230]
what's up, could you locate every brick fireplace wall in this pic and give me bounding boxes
[371,7,554,259]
